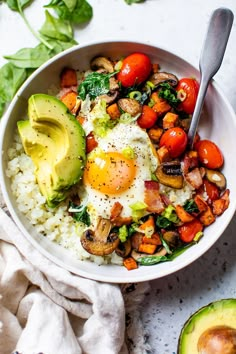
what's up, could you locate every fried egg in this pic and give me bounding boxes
[79,121,158,227]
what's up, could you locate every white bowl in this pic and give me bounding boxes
[1,40,236,283]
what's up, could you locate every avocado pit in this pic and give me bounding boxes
[197,325,236,354]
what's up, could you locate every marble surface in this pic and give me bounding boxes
[1,0,236,353]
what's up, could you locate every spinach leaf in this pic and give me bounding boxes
[158,82,180,108]
[63,0,77,12]
[137,255,168,266]
[156,215,173,229]
[69,202,91,226]
[137,243,195,266]
[40,10,75,42]
[45,0,93,24]
[4,0,32,11]
[78,71,117,100]
[0,62,27,116]
[47,38,77,56]
[183,199,199,214]
[4,44,51,69]
[124,0,145,4]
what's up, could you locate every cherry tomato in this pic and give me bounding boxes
[137,105,158,129]
[195,139,224,169]
[202,179,220,203]
[117,53,152,88]
[159,127,188,158]
[176,78,199,114]
[178,219,203,243]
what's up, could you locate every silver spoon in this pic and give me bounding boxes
[187,8,234,148]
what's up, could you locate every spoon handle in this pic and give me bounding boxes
[188,8,234,148]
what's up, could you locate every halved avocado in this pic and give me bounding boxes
[18,94,86,208]
[178,299,236,354]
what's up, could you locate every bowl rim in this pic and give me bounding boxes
[1,39,236,283]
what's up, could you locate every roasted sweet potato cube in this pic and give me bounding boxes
[199,205,216,226]
[148,127,163,143]
[60,67,77,88]
[162,112,179,129]
[157,145,171,163]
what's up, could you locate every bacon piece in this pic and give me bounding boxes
[110,202,132,226]
[181,150,199,175]
[144,180,165,214]
[112,216,133,227]
[110,201,123,221]
[185,167,203,189]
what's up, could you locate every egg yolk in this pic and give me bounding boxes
[84,151,136,194]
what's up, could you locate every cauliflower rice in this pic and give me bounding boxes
[6,130,194,265]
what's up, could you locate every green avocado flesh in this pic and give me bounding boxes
[17,93,86,208]
[178,299,236,353]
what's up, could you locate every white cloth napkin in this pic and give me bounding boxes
[0,192,150,354]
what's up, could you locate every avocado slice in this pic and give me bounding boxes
[178,298,236,354]
[17,94,86,208]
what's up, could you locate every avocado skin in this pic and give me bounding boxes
[177,298,236,354]
[18,94,86,208]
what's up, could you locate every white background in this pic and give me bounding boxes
[1,0,236,353]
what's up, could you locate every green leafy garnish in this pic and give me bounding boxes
[156,215,173,229]
[68,202,91,226]
[183,199,199,214]
[162,205,179,223]
[0,63,27,116]
[125,0,145,4]
[78,71,118,101]
[40,10,76,42]
[158,82,180,108]
[137,243,196,265]
[45,0,93,24]
[118,225,128,242]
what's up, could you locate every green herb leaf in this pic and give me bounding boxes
[0,62,27,115]
[47,38,77,56]
[124,0,145,5]
[137,255,168,265]
[4,0,32,12]
[4,44,51,69]
[137,243,195,266]
[40,10,75,42]
[45,0,93,24]
[158,83,180,108]
[69,202,91,226]
[78,71,117,100]
[156,215,173,229]
[160,234,172,254]
[183,199,199,214]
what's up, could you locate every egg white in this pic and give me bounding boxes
[79,122,158,227]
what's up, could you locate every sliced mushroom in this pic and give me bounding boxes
[97,77,119,104]
[118,98,142,117]
[149,72,178,87]
[205,168,226,190]
[130,232,143,250]
[90,56,114,73]
[156,161,183,189]
[98,91,119,104]
[80,217,119,256]
[131,247,167,261]
[162,231,180,247]
[115,239,132,258]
